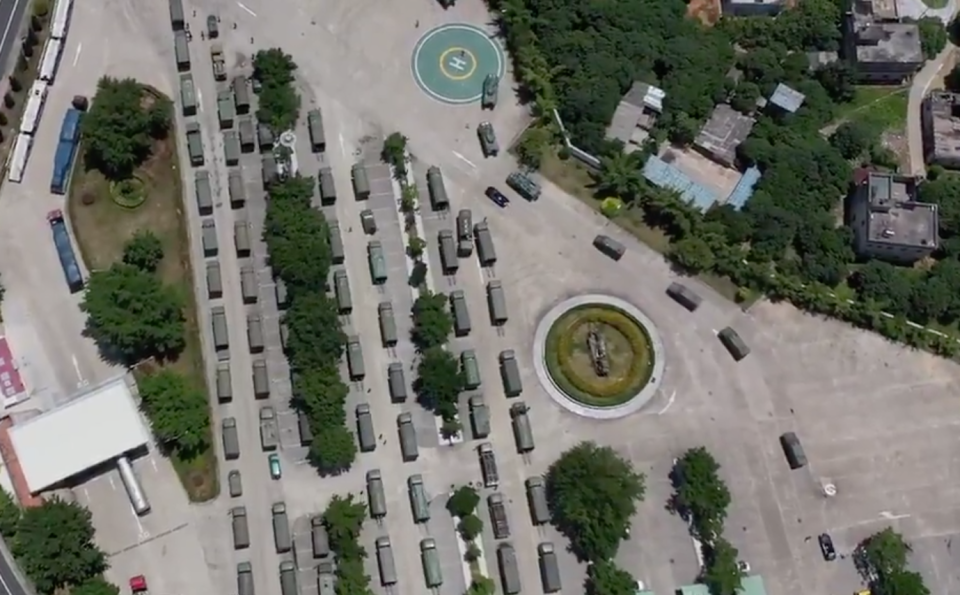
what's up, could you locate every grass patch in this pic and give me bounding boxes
[538,152,741,301]
[849,88,909,134]
[921,0,948,8]
[545,304,655,407]
[67,89,218,502]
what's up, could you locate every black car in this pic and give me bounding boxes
[485,186,509,208]
[818,533,836,561]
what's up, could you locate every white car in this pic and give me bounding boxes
[634,581,646,594]
[738,561,750,573]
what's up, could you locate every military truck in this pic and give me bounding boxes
[211,44,227,81]
[478,442,499,488]
[481,74,499,109]
[487,493,510,539]
[259,406,278,451]
[186,122,203,166]
[506,171,541,201]
[478,121,499,157]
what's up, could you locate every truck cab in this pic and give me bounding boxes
[129,575,148,595]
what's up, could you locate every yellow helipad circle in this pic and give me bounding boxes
[439,47,477,81]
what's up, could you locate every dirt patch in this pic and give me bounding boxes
[686,0,721,26]
[67,96,218,502]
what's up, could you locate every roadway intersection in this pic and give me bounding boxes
[0,1,959,595]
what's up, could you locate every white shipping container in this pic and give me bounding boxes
[7,134,33,182]
[39,38,63,83]
[19,82,49,135]
[51,0,74,39]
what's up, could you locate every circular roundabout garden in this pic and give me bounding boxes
[533,295,665,419]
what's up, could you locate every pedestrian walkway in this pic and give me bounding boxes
[411,23,505,105]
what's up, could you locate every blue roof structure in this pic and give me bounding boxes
[726,166,762,210]
[678,577,766,595]
[642,156,717,211]
[769,83,805,113]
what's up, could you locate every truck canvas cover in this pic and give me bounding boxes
[388,363,407,401]
[427,166,449,210]
[379,302,398,346]
[352,162,370,199]
[206,261,222,298]
[228,169,245,206]
[223,131,241,165]
[179,74,196,115]
[308,109,325,151]
[319,167,336,203]
[194,171,212,214]
[366,470,387,518]
[438,230,458,272]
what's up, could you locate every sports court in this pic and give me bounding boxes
[411,24,505,104]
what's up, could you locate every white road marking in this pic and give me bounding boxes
[151,457,158,473]
[657,390,676,415]
[108,475,116,490]
[339,132,346,157]
[237,2,257,16]
[72,43,82,66]
[71,355,83,383]
[452,151,476,169]
[879,511,911,520]
[0,0,26,65]
[196,89,203,111]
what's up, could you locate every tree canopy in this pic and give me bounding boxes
[702,538,745,595]
[82,77,171,180]
[137,369,210,458]
[81,263,185,364]
[122,230,164,272]
[446,485,480,518]
[414,347,464,420]
[411,292,453,351]
[545,441,645,561]
[857,528,930,595]
[585,560,637,595]
[0,488,20,538]
[12,498,107,594]
[72,578,120,595]
[253,48,300,132]
[323,495,373,595]
[263,175,333,292]
[671,446,731,541]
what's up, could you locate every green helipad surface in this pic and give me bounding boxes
[412,24,505,105]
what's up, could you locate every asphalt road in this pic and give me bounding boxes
[0,0,28,75]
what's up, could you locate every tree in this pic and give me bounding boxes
[515,126,553,169]
[415,347,463,420]
[671,447,731,542]
[447,485,480,518]
[263,177,333,292]
[323,494,367,553]
[293,366,349,430]
[381,132,408,174]
[7,76,20,93]
[465,576,496,595]
[122,230,164,272]
[81,77,171,179]
[409,261,428,288]
[585,560,637,595]
[671,236,716,273]
[0,488,20,538]
[408,236,426,260]
[411,293,452,350]
[72,578,120,595]
[464,543,481,563]
[457,514,484,541]
[859,527,911,578]
[594,152,643,201]
[916,16,947,59]
[12,498,107,594]
[440,418,462,440]
[137,370,210,457]
[702,538,745,595]
[731,82,760,114]
[877,569,930,595]
[946,64,960,93]
[81,263,185,363]
[308,425,357,475]
[545,441,645,562]
[253,49,300,132]
[285,292,345,370]
[830,121,871,160]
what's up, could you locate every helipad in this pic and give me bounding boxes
[411,24,505,105]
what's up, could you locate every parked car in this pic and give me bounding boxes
[485,186,509,208]
[268,453,282,479]
[818,533,836,561]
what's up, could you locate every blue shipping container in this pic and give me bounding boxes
[50,109,81,195]
[49,216,83,292]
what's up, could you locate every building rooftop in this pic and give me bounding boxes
[606,82,665,144]
[853,22,923,65]
[861,171,938,249]
[769,83,806,113]
[694,104,756,166]
[852,0,899,21]
[924,91,960,161]
[642,155,717,211]
[9,376,150,493]
[678,576,767,595]
[726,166,763,209]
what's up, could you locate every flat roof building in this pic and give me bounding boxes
[642,155,718,211]
[721,0,786,16]
[844,0,923,83]
[921,91,960,169]
[767,83,806,113]
[606,82,665,151]
[694,104,755,167]
[9,376,149,494]
[848,169,938,263]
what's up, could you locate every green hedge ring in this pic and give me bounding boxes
[543,303,656,408]
[110,177,147,209]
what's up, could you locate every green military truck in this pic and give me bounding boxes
[186,122,203,166]
[506,170,541,201]
[482,74,498,110]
